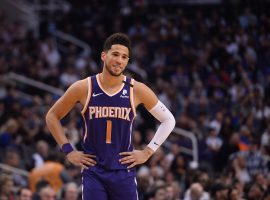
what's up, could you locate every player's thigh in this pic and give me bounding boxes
[108,175,138,200]
[82,171,108,200]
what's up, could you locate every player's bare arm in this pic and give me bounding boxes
[119,81,175,169]
[46,79,96,169]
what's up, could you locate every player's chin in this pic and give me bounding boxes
[110,70,123,77]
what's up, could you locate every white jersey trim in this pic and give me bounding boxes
[81,77,91,114]
[97,74,126,97]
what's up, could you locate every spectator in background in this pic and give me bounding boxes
[40,37,61,68]
[240,139,268,178]
[136,171,152,200]
[0,175,15,200]
[0,118,19,149]
[201,127,223,171]
[64,121,79,148]
[17,187,32,200]
[215,132,240,172]
[195,171,210,193]
[38,185,56,200]
[228,187,244,200]
[2,148,27,187]
[165,184,177,200]
[245,183,264,200]
[232,154,251,184]
[210,183,228,200]
[31,180,49,200]
[3,149,21,169]
[168,182,182,200]
[32,140,49,168]
[59,67,79,89]
[150,185,167,200]
[184,182,210,200]
[239,8,258,29]
[165,143,181,169]
[61,182,79,200]
[170,153,187,186]
[261,125,270,147]
[255,172,268,191]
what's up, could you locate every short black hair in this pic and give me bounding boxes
[17,187,30,196]
[103,33,131,57]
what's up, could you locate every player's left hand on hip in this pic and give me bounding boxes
[119,147,154,169]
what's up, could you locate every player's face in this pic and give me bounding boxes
[102,44,129,77]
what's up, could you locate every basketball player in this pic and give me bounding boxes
[46,33,175,200]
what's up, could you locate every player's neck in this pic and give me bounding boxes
[99,72,124,88]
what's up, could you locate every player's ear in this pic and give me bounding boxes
[101,52,106,61]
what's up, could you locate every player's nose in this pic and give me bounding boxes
[115,55,123,64]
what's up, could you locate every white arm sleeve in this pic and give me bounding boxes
[147,101,176,151]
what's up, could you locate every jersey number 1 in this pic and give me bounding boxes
[106,120,112,144]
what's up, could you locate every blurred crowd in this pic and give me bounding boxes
[1,0,270,199]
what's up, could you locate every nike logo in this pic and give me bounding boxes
[92,93,103,97]
[154,142,159,146]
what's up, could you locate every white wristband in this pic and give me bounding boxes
[147,101,176,151]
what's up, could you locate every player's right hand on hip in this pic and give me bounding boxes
[66,151,97,169]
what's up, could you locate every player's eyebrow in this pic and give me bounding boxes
[111,51,129,58]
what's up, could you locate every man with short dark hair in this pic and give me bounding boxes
[62,182,79,200]
[46,32,176,200]
[210,183,228,200]
[39,185,56,200]
[17,187,32,200]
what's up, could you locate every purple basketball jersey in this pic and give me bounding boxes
[81,74,136,170]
